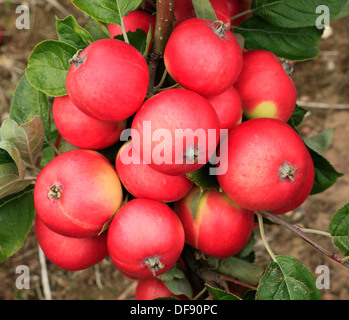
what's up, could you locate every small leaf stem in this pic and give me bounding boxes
[294,225,332,238]
[256,212,277,263]
[116,0,129,44]
[48,141,61,156]
[192,287,207,300]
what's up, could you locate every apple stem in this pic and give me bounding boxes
[144,256,165,277]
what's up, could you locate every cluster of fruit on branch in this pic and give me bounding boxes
[33,0,316,300]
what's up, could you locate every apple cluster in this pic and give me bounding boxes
[33,1,315,300]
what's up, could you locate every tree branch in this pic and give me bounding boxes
[260,211,349,269]
[147,0,174,96]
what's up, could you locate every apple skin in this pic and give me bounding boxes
[135,278,185,300]
[131,88,220,176]
[164,18,243,97]
[174,186,254,259]
[107,198,185,279]
[108,10,156,38]
[53,95,126,150]
[174,0,231,28]
[234,50,297,123]
[35,215,108,271]
[115,141,193,202]
[34,149,123,238]
[205,86,242,131]
[217,118,309,211]
[225,0,252,26]
[66,39,149,122]
[272,149,315,215]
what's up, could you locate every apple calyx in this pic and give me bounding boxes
[212,20,229,38]
[47,184,62,200]
[69,49,85,68]
[144,256,165,277]
[184,146,199,163]
[279,162,297,182]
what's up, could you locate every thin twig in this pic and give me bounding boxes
[38,244,52,300]
[46,0,71,16]
[260,211,349,269]
[116,281,137,300]
[147,0,174,96]
[297,100,349,110]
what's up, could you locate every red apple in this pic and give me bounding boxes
[115,141,193,202]
[34,149,123,238]
[35,215,108,271]
[273,149,315,214]
[53,95,126,150]
[131,88,220,176]
[234,50,297,123]
[205,86,242,131]
[174,186,254,258]
[164,18,243,97]
[217,118,309,211]
[108,10,156,38]
[107,198,185,279]
[66,39,149,122]
[135,278,185,300]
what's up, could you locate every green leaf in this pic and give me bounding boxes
[0,186,35,263]
[185,162,218,190]
[308,147,343,195]
[329,203,349,256]
[72,0,142,25]
[192,0,218,22]
[252,0,348,28]
[9,74,50,146]
[288,105,309,127]
[157,264,193,298]
[205,284,241,300]
[234,16,323,61]
[304,128,334,155]
[235,232,256,262]
[0,116,44,170]
[256,255,322,300]
[189,189,202,221]
[0,117,43,199]
[0,141,26,181]
[85,19,111,41]
[0,163,33,199]
[56,15,94,49]
[114,29,147,53]
[207,255,265,286]
[334,0,349,20]
[26,40,77,97]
